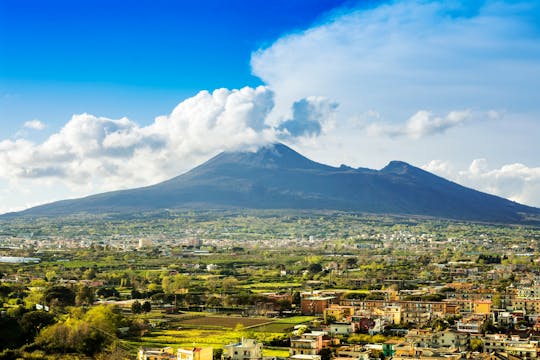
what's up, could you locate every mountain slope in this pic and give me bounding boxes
[3,143,539,223]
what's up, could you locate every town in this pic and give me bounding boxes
[1,211,539,359]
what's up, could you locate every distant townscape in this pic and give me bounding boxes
[1,211,540,359]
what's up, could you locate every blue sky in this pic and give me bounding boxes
[0,0,354,132]
[0,0,539,213]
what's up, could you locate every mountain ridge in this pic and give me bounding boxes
[2,143,539,224]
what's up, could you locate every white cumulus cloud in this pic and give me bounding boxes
[0,86,337,213]
[23,119,45,130]
[423,159,540,207]
[278,96,338,138]
[250,0,540,175]
[367,110,470,139]
[252,0,540,122]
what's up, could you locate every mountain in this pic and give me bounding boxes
[3,143,540,223]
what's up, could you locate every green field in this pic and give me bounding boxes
[177,315,271,329]
[241,282,303,289]
[124,314,314,352]
[126,328,287,351]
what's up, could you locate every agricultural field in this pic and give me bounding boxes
[247,316,316,333]
[128,328,245,349]
[241,282,303,290]
[124,314,314,354]
[176,315,272,329]
[126,327,287,352]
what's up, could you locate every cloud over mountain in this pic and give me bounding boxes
[250,0,540,207]
[1,0,539,212]
[278,97,338,138]
[0,86,335,213]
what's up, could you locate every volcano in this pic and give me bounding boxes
[4,143,539,223]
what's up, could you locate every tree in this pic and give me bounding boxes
[142,301,152,313]
[24,286,45,309]
[213,348,224,360]
[430,318,448,331]
[492,294,502,308]
[96,287,120,299]
[320,348,333,360]
[44,286,76,308]
[0,315,24,351]
[84,305,124,334]
[45,270,57,282]
[131,289,143,299]
[292,291,301,306]
[470,338,483,352]
[83,267,97,280]
[76,285,95,306]
[19,310,56,342]
[222,277,239,292]
[131,300,142,314]
[162,274,190,306]
[308,263,323,274]
[0,285,11,300]
[344,257,357,269]
[36,319,109,356]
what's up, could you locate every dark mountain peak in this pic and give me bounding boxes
[203,143,334,171]
[381,160,445,183]
[381,160,415,174]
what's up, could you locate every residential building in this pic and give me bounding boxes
[334,345,370,360]
[391,344,462,360]
[224,338,263,360]
[328,322,354,336]
[289,355,321,360]
[482,334,540,359]
[346,300,451,325]
[405,329,469,351]
[178,347,213,360]
[290,331,329,357]
[512,299,540,315]
[474,300,492,314]
[457,315,485,334]
[138,347,176,360]
[301,296,335,316]
[324,304,354,322]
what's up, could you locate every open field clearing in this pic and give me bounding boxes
[126,328,286,350]
[177,315,272,329]
[249,316,316,332]
[126,328,243,349]
[241,282,303,289]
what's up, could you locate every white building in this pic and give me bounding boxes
[138,238,153,248]
[178,347,213,360]
[224,338,263,360]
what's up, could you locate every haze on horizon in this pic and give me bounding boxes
[1,0,539,214]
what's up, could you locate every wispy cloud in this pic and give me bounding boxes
[23,119,45,130]
[366,110,471,139]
